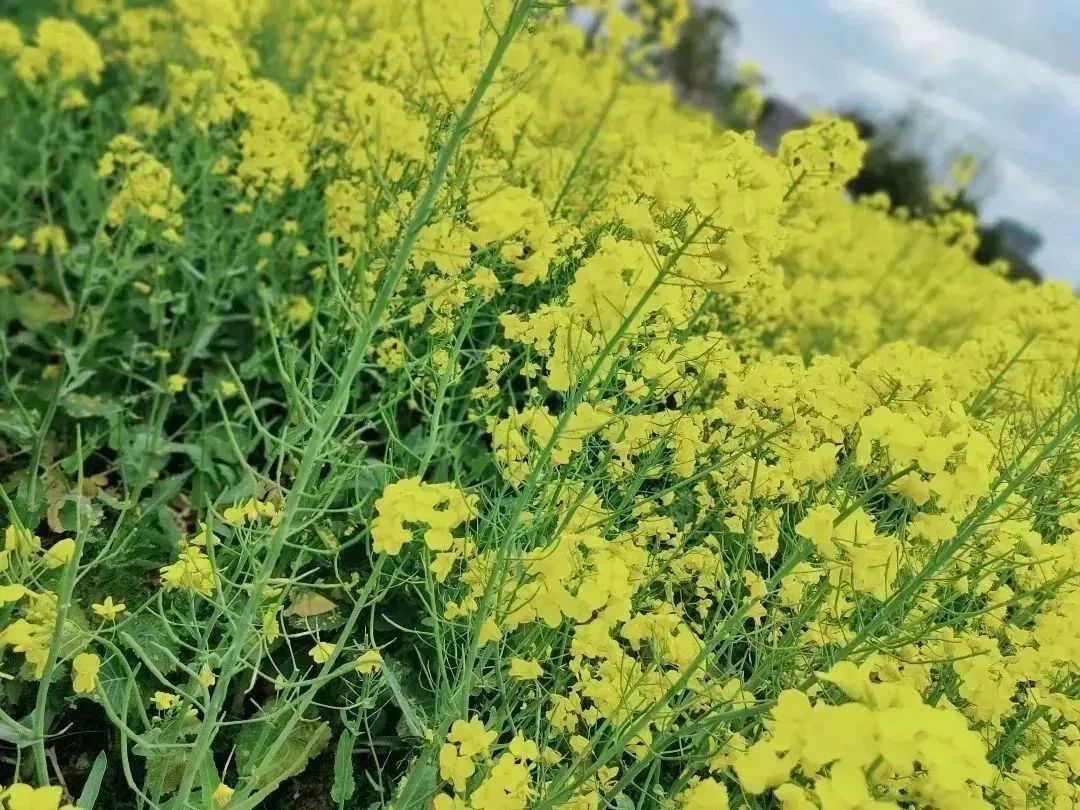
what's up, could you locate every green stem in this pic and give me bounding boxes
[171,3,535,804]
[30,430,91,784]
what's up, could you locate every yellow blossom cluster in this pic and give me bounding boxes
[159,527,217,597]
[729,661,996,806]
[98,134,185,241]
[0,527,89,682]
[8,17,103,89]
[370,477,476,558]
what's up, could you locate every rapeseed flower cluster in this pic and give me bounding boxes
[0,0,1078,807]
[99,134,185,242]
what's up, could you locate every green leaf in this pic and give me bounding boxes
[120,614,182,675]
[95,657,139,722]
[145,749,189,797]
[0,707,35,747]
[331,729,355,808]
[113,424,169,489]
[77,751,108,809]
[144,473,191,514]
[391,748,437,810]
[0,408,35,443]
[235,700,332,794]
[383,657,428,738]
[199,757,220,810]
[348,459,389,501]
[16,290,72,330]
[62,393,121,421]
[134,718,198,799]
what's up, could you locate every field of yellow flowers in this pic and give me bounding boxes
[0,1,1078,808]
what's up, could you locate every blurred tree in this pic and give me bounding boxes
[843,110,1043,283]
[581,2,760,128]
[665,3,735,104]
[846,111,934,218]
[976,220,1043,283]
[658,1,764,129]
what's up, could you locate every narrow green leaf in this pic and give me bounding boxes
[382,658,428,738]
[77,751,108,809]
[330,729,355,808]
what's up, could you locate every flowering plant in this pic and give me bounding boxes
[0,2,1077,808]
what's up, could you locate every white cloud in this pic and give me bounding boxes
[995,156,1080,213]
[841,62,1039,156]
[829,0,1080,110]
[847,63,986,127]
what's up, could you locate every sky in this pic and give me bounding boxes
[719,0,1080,286]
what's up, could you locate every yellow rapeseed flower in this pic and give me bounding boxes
[212,783,235,806]
[91,596,126,620]
[354,650,383,675]
[5,525,40,554]
[3,784,64,810]
[507,658,543,681]
[30,226,68,256]
[71,652,100,694]
[0,584,27,604]
[42,538,76,568]
[152,691,179,711]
